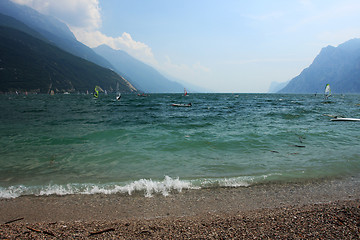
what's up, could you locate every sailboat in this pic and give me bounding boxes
[324,84,331,99]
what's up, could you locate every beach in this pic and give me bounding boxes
[1,178,360,239]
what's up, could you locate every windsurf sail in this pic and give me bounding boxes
[94,85,103,98]
[116,93,121,100]
[324,84,331,99]
[184,88,187,96]
[116,82,121,100]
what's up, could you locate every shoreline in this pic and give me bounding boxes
[1,177,360,238]
[1,177,360,223]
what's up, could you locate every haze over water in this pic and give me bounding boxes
[1,93,359,198]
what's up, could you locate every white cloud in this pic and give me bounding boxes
[10,0,157,65]
[71,28,157,66]
[10,0,209,87]
[193,62,211,73]
[11,0,101,30]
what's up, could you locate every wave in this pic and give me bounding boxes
[0,175,276,199]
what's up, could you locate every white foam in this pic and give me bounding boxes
[0,176,196,199]
[0,185,33,199]
[198,176,253,188]
[121,176,194,197]
[220,177,252,187]
[0,175,273,199]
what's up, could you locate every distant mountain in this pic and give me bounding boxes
[0,0,112,69]
[0,13,46,41]
[268,80,289,93]
[93,44,185,93]
[278,38,360,94]
[0,25,136,93]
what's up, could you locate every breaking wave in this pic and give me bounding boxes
[0,175,270,199]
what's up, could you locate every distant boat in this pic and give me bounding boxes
[172,103,192,107]
[331,117,360,122]
[324,84,331,99]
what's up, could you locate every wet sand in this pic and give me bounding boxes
[1,177,360,239]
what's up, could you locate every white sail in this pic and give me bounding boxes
[324,84,331,99]
[116,82,121,100]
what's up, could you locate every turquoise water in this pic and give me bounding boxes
[1,93,359,198]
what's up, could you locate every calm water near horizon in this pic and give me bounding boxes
[1,93,359,198]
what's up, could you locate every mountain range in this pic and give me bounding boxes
[0,0,113,69]
[268,80,289,93]
[3,0,360,94]
[0,0,186,93]
[278,38,360,94]
[93,45,184,93]
[0,13,136,93]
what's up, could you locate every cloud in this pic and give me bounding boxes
[72,28,157,65]
[10,0,208,86]
[10,0,156,65]
[192,62,211,73]
[11,0,101,29]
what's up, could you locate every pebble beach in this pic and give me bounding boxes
[1,199,360,239]
[1,178,360,239]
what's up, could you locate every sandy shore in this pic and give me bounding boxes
[1,177,360,239]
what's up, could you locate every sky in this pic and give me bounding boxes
[10,0,360,93]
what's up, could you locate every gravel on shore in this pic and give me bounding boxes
[1,177,360,239]
[1,199,359,239]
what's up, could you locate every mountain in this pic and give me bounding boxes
[0,0,112,69]
[0,13,46,42]
[0,25,136,93]
[278,38,360,94]
[93,44,185,93]
[268,80,289,93]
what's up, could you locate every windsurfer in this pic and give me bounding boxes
[116,93,121,100]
